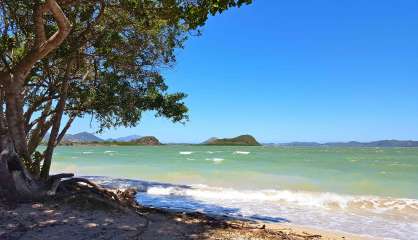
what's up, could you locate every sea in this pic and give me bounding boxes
[50,145,418,240]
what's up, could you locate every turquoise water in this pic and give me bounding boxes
[51,145,418,239]
[52,145,418,198]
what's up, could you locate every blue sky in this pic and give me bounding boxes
[71,0,418,143]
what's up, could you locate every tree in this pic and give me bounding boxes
[0,0,251,205]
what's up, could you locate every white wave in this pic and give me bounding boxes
[205,158,224,163]
[179,151,193,155]
[82,151,94,154]
[104,150,117,154]
[146,185,418,214]
[233,151,250,155]
[207,151,214,154]
[144,185,418,239]
[86,176,418,240]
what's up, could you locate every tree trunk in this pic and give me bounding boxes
[0,75,47,203]
[0,132,18,206]
[0,128,74,205]
[0,0,73,205]
[0,95,72,204]
[0,130,45,203]
[5,74,32,162]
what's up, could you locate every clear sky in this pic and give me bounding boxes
[70,0,418,143]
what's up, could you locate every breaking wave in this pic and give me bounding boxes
[179,151,193,155]
[146,185,418,215]
[87,176,418,240]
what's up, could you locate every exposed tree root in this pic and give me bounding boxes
[52,176,152,238]
[0,173,145,214]
[39,174,143,217]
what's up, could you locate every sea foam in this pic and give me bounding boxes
[179,151,193,155]
[145,184,418,214]
[205,158,224,163]
[233,151,250,155]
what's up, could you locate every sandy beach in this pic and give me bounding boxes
[0,197,377,240]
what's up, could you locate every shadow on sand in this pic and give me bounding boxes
[1,198,292,240]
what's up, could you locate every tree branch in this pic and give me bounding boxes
[24,94,58,132]
[55,114,76,146]
[41,59,74,179]
[13,0,72,80]
[34,3,47,48]
[27,100,53,154]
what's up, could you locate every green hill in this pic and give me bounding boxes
[203,135,260,146]
[132,136,161,145]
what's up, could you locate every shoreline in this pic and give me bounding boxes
[49,175,414,240]
[0,199,376,240]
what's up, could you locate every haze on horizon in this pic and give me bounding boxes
[67,0,418,143]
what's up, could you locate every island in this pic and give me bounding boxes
[131,136,161,145]
[202,135,261,146]
[52,132,162,146]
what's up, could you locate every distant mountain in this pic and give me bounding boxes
[108,135,142,142]
[64,132,103,143]
[203,135,261,146]
[201,137,218,144]
[131,136,161,145]
[276,140,418,147]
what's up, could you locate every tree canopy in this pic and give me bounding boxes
[0,0,251,202]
